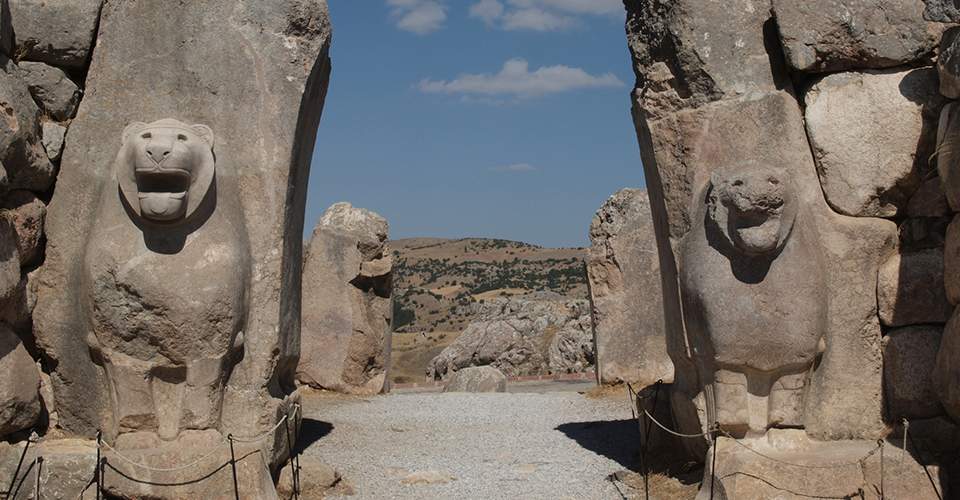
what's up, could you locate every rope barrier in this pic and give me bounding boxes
[718,429,882,470]
[6,431,36,500]
[641,410,715,438]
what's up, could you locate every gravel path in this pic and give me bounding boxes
[299,388,641,499]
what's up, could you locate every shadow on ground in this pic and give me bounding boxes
[555,419,639,469]
[297,418,333,452]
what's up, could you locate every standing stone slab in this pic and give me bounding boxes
[298,202,392,395]
[632,89,896,454]
[33,0,331,468]
[586,188,670,387]
[0,323,40,436]
[8,0,103,68]
[772,0,943,73]
[804,68,940,217]
[883,325,945,420]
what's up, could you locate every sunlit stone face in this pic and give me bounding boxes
[116,119,215,224]
[708,164,796,257]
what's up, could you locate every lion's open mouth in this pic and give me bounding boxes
[135,169,191,221]
[733,217,781,253]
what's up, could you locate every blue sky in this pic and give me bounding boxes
[305,0,644,249]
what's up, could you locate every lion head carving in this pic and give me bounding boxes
[115,119,215,224]
[707,162,797,256]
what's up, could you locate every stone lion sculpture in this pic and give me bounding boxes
[82,119,250,448]
[679,163,827,437]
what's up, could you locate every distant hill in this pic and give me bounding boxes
[390,238,588,334]
[388,237,589,383]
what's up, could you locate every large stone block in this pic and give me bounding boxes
[925,0,960,22]
[883,325,944,420]
[2,189,45,266]
[938,27,960,99]
[699,433,945,500]
[804,68,940,217]
[17,61,82,121]
[906,177,950,218]
[933,306,960,425]
[944,215,960,305]
[8,0,102,68]
[586,188,670,387]
[0,323,40,437]
[878,249,952,327]
[632,89,896,455]
[624,0,786,120]
[32,0,331,471]
[441,366,507,393]
[0,438,98,500]
[297,202,391,395]
[772,0,942,73]
[0,55,54,193]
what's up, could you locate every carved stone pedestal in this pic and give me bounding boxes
[698,430,945,500]
[102,441,280,500]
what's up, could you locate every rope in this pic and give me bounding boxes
[100,405,298,473]
[641,409,715,438]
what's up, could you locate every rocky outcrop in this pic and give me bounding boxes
[427,293,592,380]
[441,366,507,393]
[586,188,670,387]
[298,202,392,395]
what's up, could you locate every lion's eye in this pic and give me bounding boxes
[769,177,779,185]
[731,180,743,187]
[177,134,188,141]
[141,132,152,139]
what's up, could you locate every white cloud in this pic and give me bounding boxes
[469,0,504,25]
[469,0,620,32]
[388,0,448,35]
[491,163,538,172]
[418,58,625,99]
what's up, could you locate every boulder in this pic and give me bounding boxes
[41,121,64,163]
[17,61,82,120]
[32,0,332,476]
[586,188,671,386]
[0,324,40,437]
[933,306,960,425]
[427,295,592,380]
[0,218,20,314]
[936,102,960,211]
[883,325,945,420]
[624,0,786,120]
[0,55,55,194]
[939,27,960,99]
[944,215,960,305]
[298,202,392,395]
[804,68,940,217]
[276,456,339,499]
[772,0,942,73]
[2,189,45,266]
[907,176,950,218]
[8,0,103,68]
[925,0,960,22]
[877,249,951,327]
[441,366,507,393]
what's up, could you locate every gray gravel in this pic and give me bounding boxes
[299,389,640,499]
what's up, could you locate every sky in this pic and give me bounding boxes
[304,0,645,249]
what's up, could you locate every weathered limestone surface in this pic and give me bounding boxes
[944,215,960,305]
[804,68,940,217]
[878,249,951,327]
[0,323,39,436]
[32,0,331,472]
[939,27,960,99]
[17,61,82,120]
[699,433,944,500]
[0,438,98,499]
[586,188,670,387]
[772,0,942,73]
[3,189,45,267]
[934,308,960,424]
[925,0,960,22]
[937,101,960,211]
[427,295,592,380]
[441,366,507,393]
[907,176,950,217]
[8,0,103,68]
[298,202,392,395]
[883,325,944,420]
[0,55,55,194]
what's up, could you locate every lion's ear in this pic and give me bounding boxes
[121,122,148,145]
[191,124,215,150]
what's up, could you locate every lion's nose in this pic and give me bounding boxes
[145,143,171,164]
